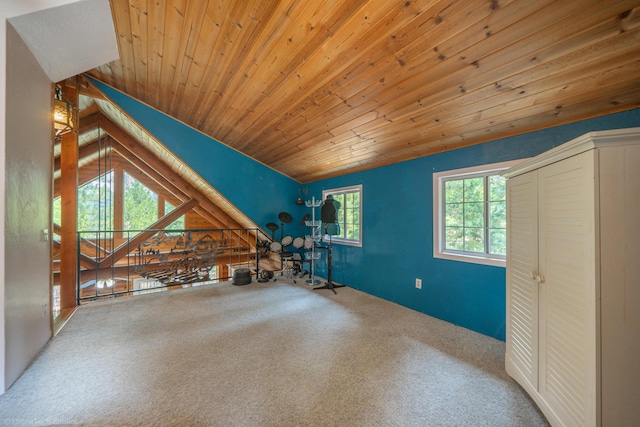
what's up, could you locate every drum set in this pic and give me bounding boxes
[260,211,318,283]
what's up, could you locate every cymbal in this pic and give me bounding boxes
[266,222,279,231]
[300,213,310,225]
[278,212,293,224]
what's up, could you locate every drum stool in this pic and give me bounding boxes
[274,250,294,281]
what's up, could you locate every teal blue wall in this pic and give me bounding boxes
[93,77,638,340]
[91,79,307,234]
[305,109,640,340]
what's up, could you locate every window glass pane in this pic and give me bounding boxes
[53,198,61,225]
[488,201,506,229]
[165,201,185,232]
[489,229,506,255]
[77,172,114,235]
[489,175,506,201]
[463,202,484,227]
[445,203,463,227]
[464,227,484,253]
[347,191,359,208]
[124,172,158,231]
[441,173,503,256]
[463,177,484,202]
[445,180,463,203]
[445,227,464,251]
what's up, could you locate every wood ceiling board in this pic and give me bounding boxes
[87,0,640,182]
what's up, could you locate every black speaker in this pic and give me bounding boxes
[232,268,252,285]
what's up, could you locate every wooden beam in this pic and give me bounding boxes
[58,78,79,309]
[53,222,107,263]
[54,135,105,172]
[113,161,124,235]
[98,198,199,268]
[52,111,101,156]
[52,239,97,270]
[98,114,249,231]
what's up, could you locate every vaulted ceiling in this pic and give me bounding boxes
[87,0,640,183]
[55,76,265,236]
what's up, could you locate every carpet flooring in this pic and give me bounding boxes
[0,279,548,426]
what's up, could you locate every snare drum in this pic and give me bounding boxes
[293,237,304,249]
[281,235,293,247]
[270,241,282,252]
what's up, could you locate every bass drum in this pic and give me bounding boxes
[292,237,305,249]
[270,241,282,253]
[281,235,293,247]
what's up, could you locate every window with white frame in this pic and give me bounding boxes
[433,160,523,266]
[321,184,362,246]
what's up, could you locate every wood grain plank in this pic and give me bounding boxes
[170,0,230,119]
[144,0,166,106]
[111,0,138,96]
[157,0,188,112]
[187,0,260,126]
[167,0,210,112]
[128,0,149,99]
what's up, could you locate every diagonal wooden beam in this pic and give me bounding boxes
[98,198,199,269]
[110,141,253,244]
[53,222,110,260]
[52,239,98,270]
[78,111,101,133]
[98,114,249,233]
[114,147,228,229]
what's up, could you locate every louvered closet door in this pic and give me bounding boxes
[537,152,597,427]
[505,171,539,391]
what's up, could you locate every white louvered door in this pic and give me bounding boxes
[505,171,539,392]
[537,152,596,427]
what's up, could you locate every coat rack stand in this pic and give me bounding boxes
[304,197,322,285]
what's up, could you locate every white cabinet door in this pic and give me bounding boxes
[505,171,539,391]
[537,152,597,427]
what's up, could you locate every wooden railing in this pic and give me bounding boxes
[75,227,262,302]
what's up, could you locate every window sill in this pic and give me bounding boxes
[434,250,505,267]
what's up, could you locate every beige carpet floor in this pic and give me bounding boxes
[0,279,548,426]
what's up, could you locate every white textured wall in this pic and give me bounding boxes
[4,23,53,391]
[1,0,117,394]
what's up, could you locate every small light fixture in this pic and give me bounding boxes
[295,188,305,205]
[53,85,74,136]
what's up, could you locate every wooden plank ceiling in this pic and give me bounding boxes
[87,0,640,183]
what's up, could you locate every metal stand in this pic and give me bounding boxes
[304,197,322,285]
[313,234,344,294]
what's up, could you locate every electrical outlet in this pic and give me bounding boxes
[415,278,422,289]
